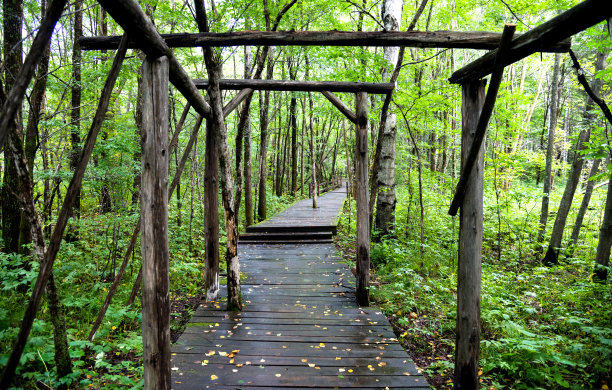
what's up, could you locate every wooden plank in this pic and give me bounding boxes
[355,92,370,306]
[141,55,171,389]
[454,79,486,389]
[171,354,415,368]
[80,29,571,51]
[448,24,516,216]
[449,0,612,84]
[193,79,393,94]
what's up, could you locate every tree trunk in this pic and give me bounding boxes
[289,63,299,195]
[538,53,561,244]
[46,274,73,388]
[455,79,485,390]
[257,48,274,222]
[374,0,401,237]
[243,46,254,227]
[69,0,83,219]
[571,159,601,246]
[543,50,607,264]
[202,42,242,310]
[21,0,52,251]
[2,0,24,254]
[594,163,612,282]
[309,92,318,208]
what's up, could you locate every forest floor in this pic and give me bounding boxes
[334,238,453,390]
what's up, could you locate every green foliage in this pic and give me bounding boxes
[338,164,612,388]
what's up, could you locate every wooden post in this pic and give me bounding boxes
[454,80,485,390]
[140,55,171,389]
[355,92,370,307]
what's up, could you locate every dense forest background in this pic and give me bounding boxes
[0,0,610,388]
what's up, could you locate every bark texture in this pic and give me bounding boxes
[538,53,561,244]
[374,0,402,236]
[2,0,24,253]
[543,50,607,264]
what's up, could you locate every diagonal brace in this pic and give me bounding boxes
[448,24,516,216]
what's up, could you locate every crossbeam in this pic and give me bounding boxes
[450,0,612,84]
[96,0,211,119]
[193,79,394,94]
[80,30,571,52]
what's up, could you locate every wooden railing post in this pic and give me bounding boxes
[355,92,370,307]
[141,55,171,389]
[455,79,485,389]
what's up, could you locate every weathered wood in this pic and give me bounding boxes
[81,29,570,51]
[321,91,357,123]
[223,88,254,117]
[194,79,393,94]
[355,92,370,307]
[454,80,485,390]
[0,0,67,152]
[96,0,211,119]
[141,56,171,390]
[448,24,516,216]
[0,34,128,389]
[171,191,428,388]
[449,0,612,84]
[204,116,220,301]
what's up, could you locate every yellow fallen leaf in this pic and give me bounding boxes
[301,359,308,363]
[275,373,281,377]
[210,374,218,380]
[308,363,315,368]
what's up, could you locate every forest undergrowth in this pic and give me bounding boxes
[335,171,612,390]
[0,191,301,389]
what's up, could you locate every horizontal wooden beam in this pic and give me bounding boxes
[449,0,612,84]
[192,79,394,94]
[96,0,211,119]
[80,30,571,52]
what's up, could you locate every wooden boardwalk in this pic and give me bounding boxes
[171,186,429,389]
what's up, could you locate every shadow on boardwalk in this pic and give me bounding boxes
[171,186,430,389]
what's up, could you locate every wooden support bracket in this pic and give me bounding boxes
[448,24,516,216]
[321,91,357,124]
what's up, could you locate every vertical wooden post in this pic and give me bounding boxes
[455,80,485,390]
[140,55,170,390]
[355,92,370,307]
[204,118,220,301]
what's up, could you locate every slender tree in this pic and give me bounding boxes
[543,50,608,264]
[375,0,403,237]
[2,0,24,254]
[538,53,562,244]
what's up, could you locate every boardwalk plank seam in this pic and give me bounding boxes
[171,186,430,389]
